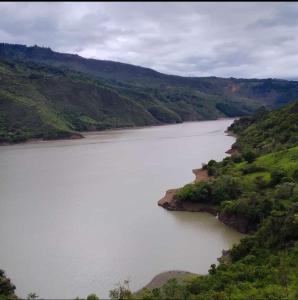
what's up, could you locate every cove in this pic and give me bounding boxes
[0,119,243,299]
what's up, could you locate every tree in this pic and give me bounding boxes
[109,280,133,300]
[86,293,100,300]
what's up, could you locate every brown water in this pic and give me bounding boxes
[0,120,243,299]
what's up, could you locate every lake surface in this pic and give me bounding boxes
[0,119,243,299]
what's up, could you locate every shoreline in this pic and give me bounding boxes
[156,126,247,231]
[0,118,236,147]
[157,138,249,234]
[0,132,83,147]
[141,129,243,294]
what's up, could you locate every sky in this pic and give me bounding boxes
[0,2,298,79]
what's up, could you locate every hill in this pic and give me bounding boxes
[135,102,298,299]
[1,43,298,143]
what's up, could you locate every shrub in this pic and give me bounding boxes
[212,176,242,203]
[86,294,100,300]
[242,150,257,163]
[231,154,243,163]
[270,170,287,186]
[242,164,266,174]
[275,183,295,200]
[179,182,212,203]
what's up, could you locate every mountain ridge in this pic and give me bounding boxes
[1,43,298,143]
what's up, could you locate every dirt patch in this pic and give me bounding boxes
[192,168,209,182]
[158,188,179,206]
[225,148,239,155]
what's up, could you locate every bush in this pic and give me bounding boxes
[212,176,242,203]
[293,169,298,180]
[270,170,287,186]
[207,166,216,176]
[275,183,295,199]
[176,182,212,203]
[242,164,266,174]
[254,176,268,191]
[86,294,100,300]
[231,154,243,163]
[242,150,257,163]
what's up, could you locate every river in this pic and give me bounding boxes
[0,119,243,298]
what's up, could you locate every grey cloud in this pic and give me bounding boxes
[250,4,298,28]
[0,2,298,79]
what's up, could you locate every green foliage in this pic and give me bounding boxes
[0,269,16,299]
[109,280,133,300]
[141,102,298,300]
[176,175,242,205]
[242,149,257,163]
[86,293,100,300]
[230,101,298,155]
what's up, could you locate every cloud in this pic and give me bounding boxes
[0,2,298,79]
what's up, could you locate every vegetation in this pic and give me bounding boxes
[0,269,17,300]
[2,43,298,143]
[1,44,298,299]
[132,101,298,299]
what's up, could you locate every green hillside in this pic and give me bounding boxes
[134,102,298,299]
[0,59,158,143]
[2,43,298,143]
[0,56,256,144]
[1,44,298,109]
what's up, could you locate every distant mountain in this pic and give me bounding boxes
[0,43,298,143]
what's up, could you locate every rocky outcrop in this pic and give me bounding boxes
[158,187,218,215]
[225,147,239,155]
[192,168,209,182]
[158,167,218,214]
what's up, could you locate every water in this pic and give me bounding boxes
[0,120,243,299]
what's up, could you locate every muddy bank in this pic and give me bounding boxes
[224,130,239,155]
[158,187,218,215]
[192,168,209,182]
[225,147,239,155]
[0,132,83,146]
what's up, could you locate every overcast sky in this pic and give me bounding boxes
[1,2,298,79]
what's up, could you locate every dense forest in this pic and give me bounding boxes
[1,103,297,299]
[1,43,298,143]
